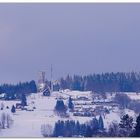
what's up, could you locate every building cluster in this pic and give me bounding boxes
[68,92,119,118]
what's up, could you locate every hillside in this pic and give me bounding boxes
[0,90,138,137]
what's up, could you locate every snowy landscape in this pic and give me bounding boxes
[1,3,140,138]
[0,88,139,137]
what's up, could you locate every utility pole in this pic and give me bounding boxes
[51,64,53,93]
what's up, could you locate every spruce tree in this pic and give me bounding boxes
[98,115,104,130]
[91,117,99,132]
[29,80,37,93]
[68,96,74,111]
[80,124,86,136]
[119,114,133,137]
[21,94,27,106]
[53,121,59,137]
[55,99,67,116]
[134,114,140,137]
[11,105,16,113]
[64,120,72,137]
[59,120,65,136]
[75,121,80,136]
[85,125,92,137]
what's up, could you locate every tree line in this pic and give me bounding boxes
[41,114,140,137]
[55,72,140,92]
[0,80,37,100]
[41,115,104,137]
[53,118,103,137]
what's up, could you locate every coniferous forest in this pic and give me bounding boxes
[2,72,140,100]
[56,72,140,92]
[0,80,37,100]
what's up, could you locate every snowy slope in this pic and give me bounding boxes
[0,91,138,137]
[0,92,92,137]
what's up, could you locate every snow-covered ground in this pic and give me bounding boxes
[106,92,140,101]
[0,91,93,137]
[125,92,140,100]
[0,91,138,137]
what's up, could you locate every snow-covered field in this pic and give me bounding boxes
[125,92,140,100]
[0,93,70,137]
[0,92,93,137]
[0,91,138,137]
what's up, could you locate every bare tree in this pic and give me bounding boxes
[0,103,4,110]
[41,124,53,137]
[1,113,13,129]
[107,121,120,137]
[6,114,13,128]
[1,113,6,129]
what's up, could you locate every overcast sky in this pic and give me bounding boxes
[0,3,140,83]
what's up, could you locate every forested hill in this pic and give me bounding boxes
[1,72,140,100]
[57,72,140,92]
[0,80,37,100]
